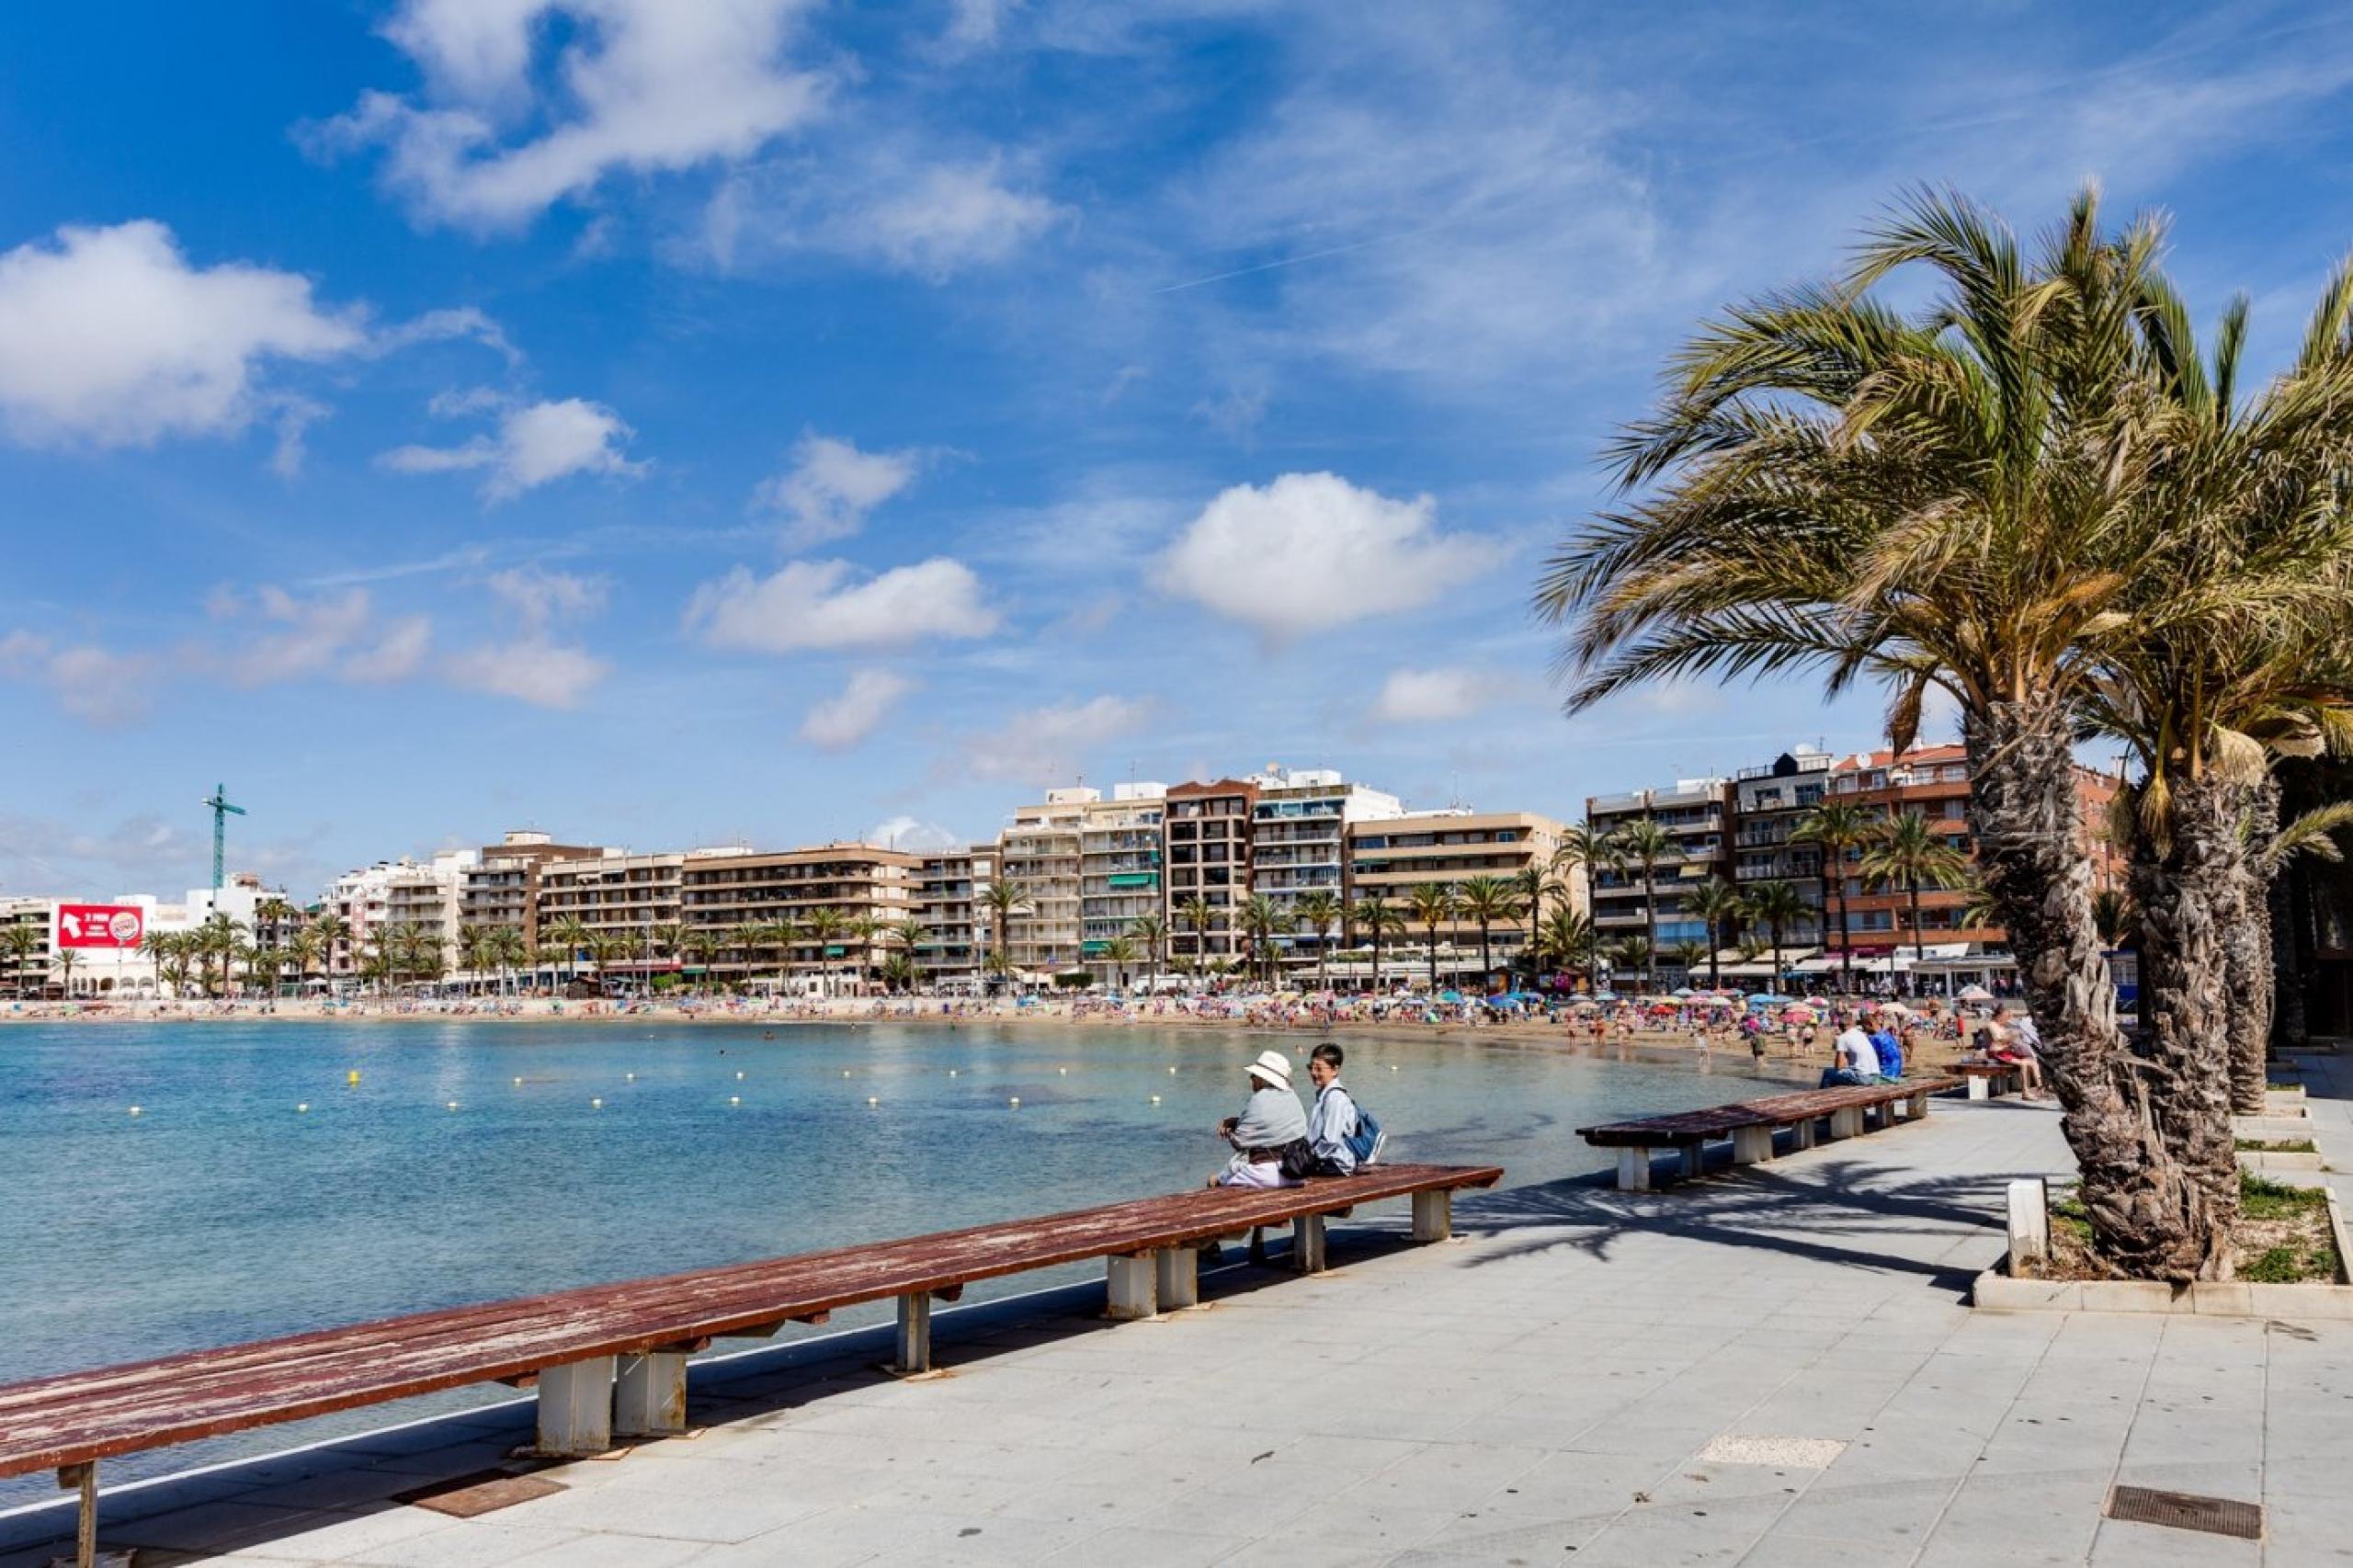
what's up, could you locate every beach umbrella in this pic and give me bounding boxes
[1671,986,1695,997]
[1956,983,1995,1002]
[1438,989,1463,1004]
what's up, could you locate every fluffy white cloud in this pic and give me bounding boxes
[961,694,1151,783]
[0,631,154,725]
[1370,665,1513,723]
[485,567,608,630]
[704,151,1063,279]
[380,395,643,500]
[445,639,609,708]
[203,585,434,687]
[321,0,829,231]
[0,221,363,449]
[867,814,962,852]
[800,667,914,750]
[686,557,998,652]
[1155,472,1503,638]
[752,432,919,548]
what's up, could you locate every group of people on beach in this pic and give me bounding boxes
[1208,1042,1383,1188]
[1808,1001,2047,1098]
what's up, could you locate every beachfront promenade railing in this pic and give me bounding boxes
[0,1162,1502,1568]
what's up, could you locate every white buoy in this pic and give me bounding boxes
[128,1106,142,1117]
[1009,1096,1021,1107]
[591,1097,603,1108]
[841,1069,850,1078]
[867,1096,878,1107]
[949,1069,958,1077]
[736,1071,745,1080]
[296,1102,308,1113]
[447,1100,460,1110]
[1150,1095,1161,1105]
[1389,1064,1398,1072]
[1168,1066,1177,1075]
[626,1072,636,1082]
[1058,1067,1067,1075]
[513,1076,523,1086]
[730,1096,741,1106]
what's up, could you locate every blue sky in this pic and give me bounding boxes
[5,1,2353,900]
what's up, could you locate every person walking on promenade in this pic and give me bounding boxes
[1210,1049,1307,1188]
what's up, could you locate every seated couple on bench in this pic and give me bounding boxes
[1211,1044,1385,1188]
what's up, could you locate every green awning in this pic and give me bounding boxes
[1107,872,1160,888]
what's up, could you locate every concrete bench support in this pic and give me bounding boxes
[613,1351,689,1438]
[1413,1188,1453,1241]
[1732,1125,1775,1165]
[893,1291,932,1373]
[1106,1253,1158,1320]
[1790,1117,1816,1151]
[1828,1107,1865,1140]
[1616,1148,1652,1192]
[1968,1074,1992,1100]
[536,1356,615,1456]
[1907,1089,1930,1119]
[1155,1245,1199,1309]
[1292,1214,1327,1273]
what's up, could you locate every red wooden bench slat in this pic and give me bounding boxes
[0,1163,1499,1478]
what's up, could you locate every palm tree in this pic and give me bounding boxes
[1741,881,1805,999]
[1291,890,1343,990]
[1605,934,1650,981]
[2090,888,2134,951]
[1350,894,1404,994]
[543,915,590,991]
[1792,800,1877,995]
[133,927,173,999]
[158,930,197,999]
[1128,912,1168,990]
[1537,187,2228,1278]
[1236,894,1290,986]
[1606,819,1676,994]
[308,913,350,986]
[1451,876,1523,993]
[286,926,323,994]
[802,906,851,993]
[1859,810,1972,964]
[981,881,1033,993]
[1550,827,1604,947]
[686,928,726,993]
[728,922,767,989]
[1684,878,1745,992]
[53,944,79,998]
[1537,905,1596,992]
[1665,937,1711,983]
[1176,894,1217,977]
[1406,883,1458,995]
[1509,863,1562,980]
[1099,935,1139,990]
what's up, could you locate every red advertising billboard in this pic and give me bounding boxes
[57,903,143,949]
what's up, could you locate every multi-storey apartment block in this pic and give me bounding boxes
[1165,778,1257,969]
[1080,783,1166,983]
[1248,766,1401,961]
[1345,810,1574,979]
[915,846,995,990]
[1731,747,1834,949]
[535,850,688,971]
[998,790,1089,978]
[460,830,604,948]
[1586,777,1733,978]
[676,843,920,992]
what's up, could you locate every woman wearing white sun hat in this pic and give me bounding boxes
[1209,1048,1309,1188]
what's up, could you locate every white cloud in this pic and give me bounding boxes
[485,567,608,631]
[319,0,830,232]
[1370,666,1514,724]
[0,220,363,449]
[686,557,998,652]
[1155,472,1504,638]
[867,814,962,852]
[0,631,154,725]
[800,668,914,750]
[752,432,920,548]
[960,695,1152,783]
[445,639,609,708]
[380,395,643,500]
[369,305,521,366]
[206,585,435,687]
[704,150,1064,279]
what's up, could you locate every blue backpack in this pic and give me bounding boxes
[1344,1101,1384,1166]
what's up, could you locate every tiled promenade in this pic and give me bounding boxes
[9,1072,2353,1566]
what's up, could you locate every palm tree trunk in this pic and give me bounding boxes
[1769,925,1783,995]
[1479,922,1492,988]
[1835,866,1853,996]
[2223,781,2278,1116]
[2130,771,2244,1248]
[1969,695,2222,1282]
[1370,926,1382,993]
[1427,929,1438,994]
[1642,856,1658,993]
[1909,877,1926,963]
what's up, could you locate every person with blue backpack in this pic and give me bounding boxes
[1304,1042,1384,1176]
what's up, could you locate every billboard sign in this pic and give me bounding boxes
[57,903,144,949]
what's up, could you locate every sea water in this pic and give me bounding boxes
[0,1019,1765,1498]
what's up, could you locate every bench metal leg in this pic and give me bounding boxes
[1732,1125,1774,1165]
[58,1460,96,1568]
[1616,1148,1651,1191]
[1967,1074,1991,1101]
[1156,1244,1199,1309]
[613,1351,689,1438]
[1413,1188,1453,1241]
[893,1291,932,1372]
[537,1356,616,1456]
[1828,1107,1864,1140]
[1107,1253,1158,1319]
[1292,1213,1327,1273]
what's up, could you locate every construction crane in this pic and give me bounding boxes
[200,784,245,892]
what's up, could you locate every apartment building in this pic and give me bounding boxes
[1248,766,1401,961]
[1345,810,1575,976]
[676,843,920,991]
[1585,777,1733,973]
[998,790,1089,978]
[915,846,995,990]
[460,830,604,947]
[535,850,688,971]
[1165,778,1257,968]
[0,897,51,995]
[1080,783,1166,982]
[323,860,409,977]
[382,851,475,966]
[1731,747,1834,949]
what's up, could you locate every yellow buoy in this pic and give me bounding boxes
[347,1070,360,1085]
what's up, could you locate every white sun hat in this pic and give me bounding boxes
[1245,1050,1293,1090]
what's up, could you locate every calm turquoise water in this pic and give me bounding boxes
[0,1021,1765,1500]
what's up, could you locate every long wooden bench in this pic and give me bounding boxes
[0,1163,1499,1568]
[1577,1079,1960,1191]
